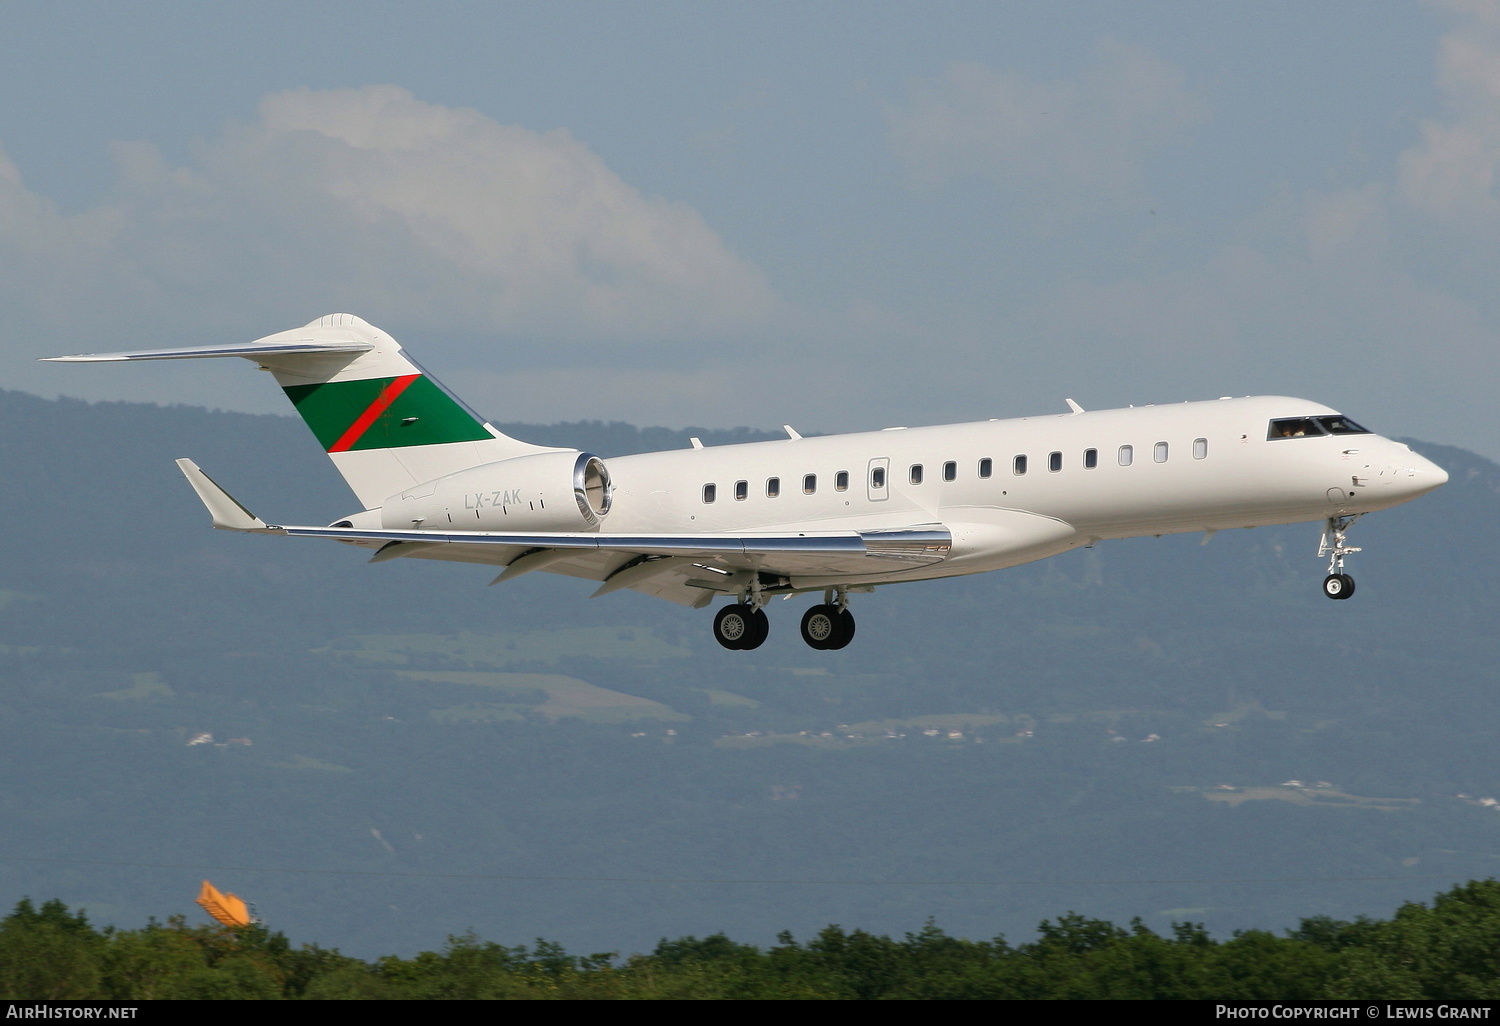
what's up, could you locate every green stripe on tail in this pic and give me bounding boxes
[284,376,494,452]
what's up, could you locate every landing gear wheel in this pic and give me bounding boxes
[800,604,850,650]
[1322,573,1355,600]
[743,608,770,650]
[800,605,835,649]
[714,604,756,649]
[824,609,855,650]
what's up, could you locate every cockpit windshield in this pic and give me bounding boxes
[1267,416,1372,440]
[1317,415,1369,435]
[1268,417,1324,439]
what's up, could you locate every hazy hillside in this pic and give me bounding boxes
[0,390,1496,958]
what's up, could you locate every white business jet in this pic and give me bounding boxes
[47,314,1447,651]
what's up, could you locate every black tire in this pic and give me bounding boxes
[800,604,840,649]
[1322,574,1355,600]
[714,604,754,649]
[825,609,856,650]
[741,608,770,650]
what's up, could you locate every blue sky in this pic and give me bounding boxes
[2,1,1494,456]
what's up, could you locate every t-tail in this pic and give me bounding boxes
[44,314,558,508]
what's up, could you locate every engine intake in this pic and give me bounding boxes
[382,451,613,532]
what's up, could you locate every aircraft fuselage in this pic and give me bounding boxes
[594,395,1442,589]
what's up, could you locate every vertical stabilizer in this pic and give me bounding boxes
[45,314,562,508]
[252,315,558,507]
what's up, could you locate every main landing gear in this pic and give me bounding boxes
[1319,514,1361,601]
[800,593,855,651]
[711,586,858,650]
[713,603,770,650]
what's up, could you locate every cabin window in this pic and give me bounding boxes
[871,466,886,489]
[702,483,717,503]
[1118,445,1133,467]
[803,474,817,494]
[1154,441,1169,463]
[1084,448,1098,469]
[910,464,924,485]
[978,458,993,479]
[766,477,780,498]
[943,461,957,482]
[1048,451,1062,473]
[734,480,748,501]
[1013,454,1028,476]
[1193,438,1208,460]
[835,471,849,491]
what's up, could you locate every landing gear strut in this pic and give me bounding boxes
[1319,514,1361,600]
[800,588,856,650]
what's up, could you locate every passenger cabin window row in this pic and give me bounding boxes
[701,436,1215,501]
[702,469,850,503]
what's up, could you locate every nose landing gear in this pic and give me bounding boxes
[1319,514,1361,600]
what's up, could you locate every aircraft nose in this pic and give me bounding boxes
[1425,455,1449,488]
[1392,449,1448,497]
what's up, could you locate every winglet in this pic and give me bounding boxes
[175,459,274,531]
[1065,398,1085,414]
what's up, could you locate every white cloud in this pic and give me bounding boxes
[0,85,774,357]
[885,41,1205,207]
[1398,2,1500,224]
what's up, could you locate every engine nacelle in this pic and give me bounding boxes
[381,451,613,532]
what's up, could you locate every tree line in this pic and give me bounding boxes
[2,879,1499,999]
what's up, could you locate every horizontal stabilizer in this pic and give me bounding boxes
[43,340,373,363]
[175,459,273,532]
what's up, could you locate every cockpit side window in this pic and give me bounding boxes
[1267,417,1327,440]
[1317,416,1370,435]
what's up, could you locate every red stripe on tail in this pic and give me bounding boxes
[328,374,421,453]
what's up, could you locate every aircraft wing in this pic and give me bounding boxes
[285,524,952,598]
[175,459,951,606]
